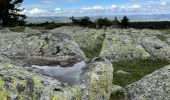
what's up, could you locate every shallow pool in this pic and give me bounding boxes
[32,61,86,85]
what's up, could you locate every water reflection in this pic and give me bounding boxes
[32,61,86,85]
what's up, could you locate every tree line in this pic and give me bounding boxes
[70,16,129,28]
[1,0,170,29]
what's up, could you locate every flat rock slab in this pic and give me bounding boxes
[126,65,170,100]
[0,31,86,66]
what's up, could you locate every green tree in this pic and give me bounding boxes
[96,18,112,27]
[0,0,26,26]
[121,16,129,28]
[70,16,93,27]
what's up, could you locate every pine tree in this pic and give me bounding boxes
[0,0,26,26]
[121,16,129,28]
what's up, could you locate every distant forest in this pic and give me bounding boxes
[27,16,170,29]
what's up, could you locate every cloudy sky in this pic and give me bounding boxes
[22,0,170,16]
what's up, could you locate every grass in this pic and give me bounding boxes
[10,26,26,32]
[112,60,170,87]
[157,35,167,41]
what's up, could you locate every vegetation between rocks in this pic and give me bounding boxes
[112,60,170,87]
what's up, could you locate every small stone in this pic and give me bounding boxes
[115,70,130,75]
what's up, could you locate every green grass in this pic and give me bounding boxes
[157,35,167,41]
[112,60,170,87]
[10,26,26,32]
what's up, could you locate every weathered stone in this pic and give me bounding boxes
[0,28,11,33]
[100,28,170,61]
[126,65,170,100]
[0,57,113,100]
[115,70,130,75]
[0,31,86,66]
[51,26,106,59]
[80,57,113,100]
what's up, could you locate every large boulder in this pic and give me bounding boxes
[100,28,170,61]
[0,57,113,100]
[80,57,113,100]
[51,26,105,58]
[142,36,170,60]
[0,31,86,66]
[126,65,170,100]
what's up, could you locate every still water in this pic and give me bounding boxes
[32,61,86,85]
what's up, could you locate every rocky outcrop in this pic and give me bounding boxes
[80,57,113,100]
[0,28,11,33]
[100,28,170,61]
[0,28,113,100]
[0,57,113,100]
[126,65,170,100]
[51,26,105,58]
[0,31,86,66]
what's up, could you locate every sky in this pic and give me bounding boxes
[22,0,170,16]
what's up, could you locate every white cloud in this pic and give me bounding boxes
[160,2,166,6]
[131,5,142,9]
[54,8,62,14]
[29,8,48,15]
[80,6,104,13]
[25,1,170,16]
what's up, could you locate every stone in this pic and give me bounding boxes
[126,65,170,100]
[100,28,170,61]
[115,70,130,75]
[51,26,106,59]
[80,57,114,100]
[0,28,11,33]
[0,57,113,100]
[0,31,86,66]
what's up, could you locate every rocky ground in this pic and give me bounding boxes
[0,26,170,100]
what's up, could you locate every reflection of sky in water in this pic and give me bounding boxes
[32,61,86,85]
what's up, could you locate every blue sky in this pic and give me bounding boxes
[22,0,170,16]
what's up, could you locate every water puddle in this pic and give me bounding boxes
[32,61,86,85]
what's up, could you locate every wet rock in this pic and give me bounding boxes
[126,64,170,100]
